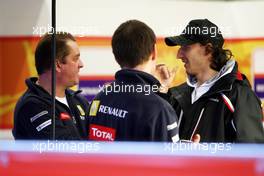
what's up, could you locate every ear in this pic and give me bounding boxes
[205,43,213,55]
[55,60,62,73]
[151,44,157,61]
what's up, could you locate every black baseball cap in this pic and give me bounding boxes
[165,19,224,48]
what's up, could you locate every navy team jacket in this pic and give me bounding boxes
[88,69,179,142]
[13,77,89,140]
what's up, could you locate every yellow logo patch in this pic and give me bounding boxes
[77,105,85,116]
[89,100,100,116]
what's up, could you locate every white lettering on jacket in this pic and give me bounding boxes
[98,105,128,118]
[91,127,114,141]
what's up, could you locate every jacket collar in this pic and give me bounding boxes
[169,61,244,103]
[115,69,161,86]
[186,59,236,88]
[26,77,81,99]
[204,61,239,96]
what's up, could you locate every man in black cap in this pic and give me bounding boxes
[161,19,264,142]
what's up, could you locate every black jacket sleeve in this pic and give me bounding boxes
[153,101,179,142]
[13,99,82,140]
[232,84,264,143]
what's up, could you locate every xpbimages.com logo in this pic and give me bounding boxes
[32,24,101,37]
[164,142,232,154]
[182,26,222,37]
[164,25,232,38]
[98,82,162,96]
[32,140,100,153]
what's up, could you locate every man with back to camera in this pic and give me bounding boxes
[13,32,90,140]
[88,20,181,142]
[160,19,264,142]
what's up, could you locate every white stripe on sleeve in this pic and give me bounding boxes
[167,122,178,131]
[36,119,51,132]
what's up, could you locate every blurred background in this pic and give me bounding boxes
[1,0,264,139]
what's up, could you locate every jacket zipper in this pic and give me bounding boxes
[178,110,183,128]
[190,108,205,140]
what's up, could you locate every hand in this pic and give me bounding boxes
[191,134,201,143]
[179,134,201,143]
[154,64,177,93]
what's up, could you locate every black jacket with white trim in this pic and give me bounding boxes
[88,69,179,142]
[167,61,264,143]
[13,77,89,140]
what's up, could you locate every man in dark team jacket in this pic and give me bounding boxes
[13,32,89,140]
[88,20,180,142]
[162,19,264,142]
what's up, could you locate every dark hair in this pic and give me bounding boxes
[111,20,156,68]
[201,41,233,71]
[35,32,76,75]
